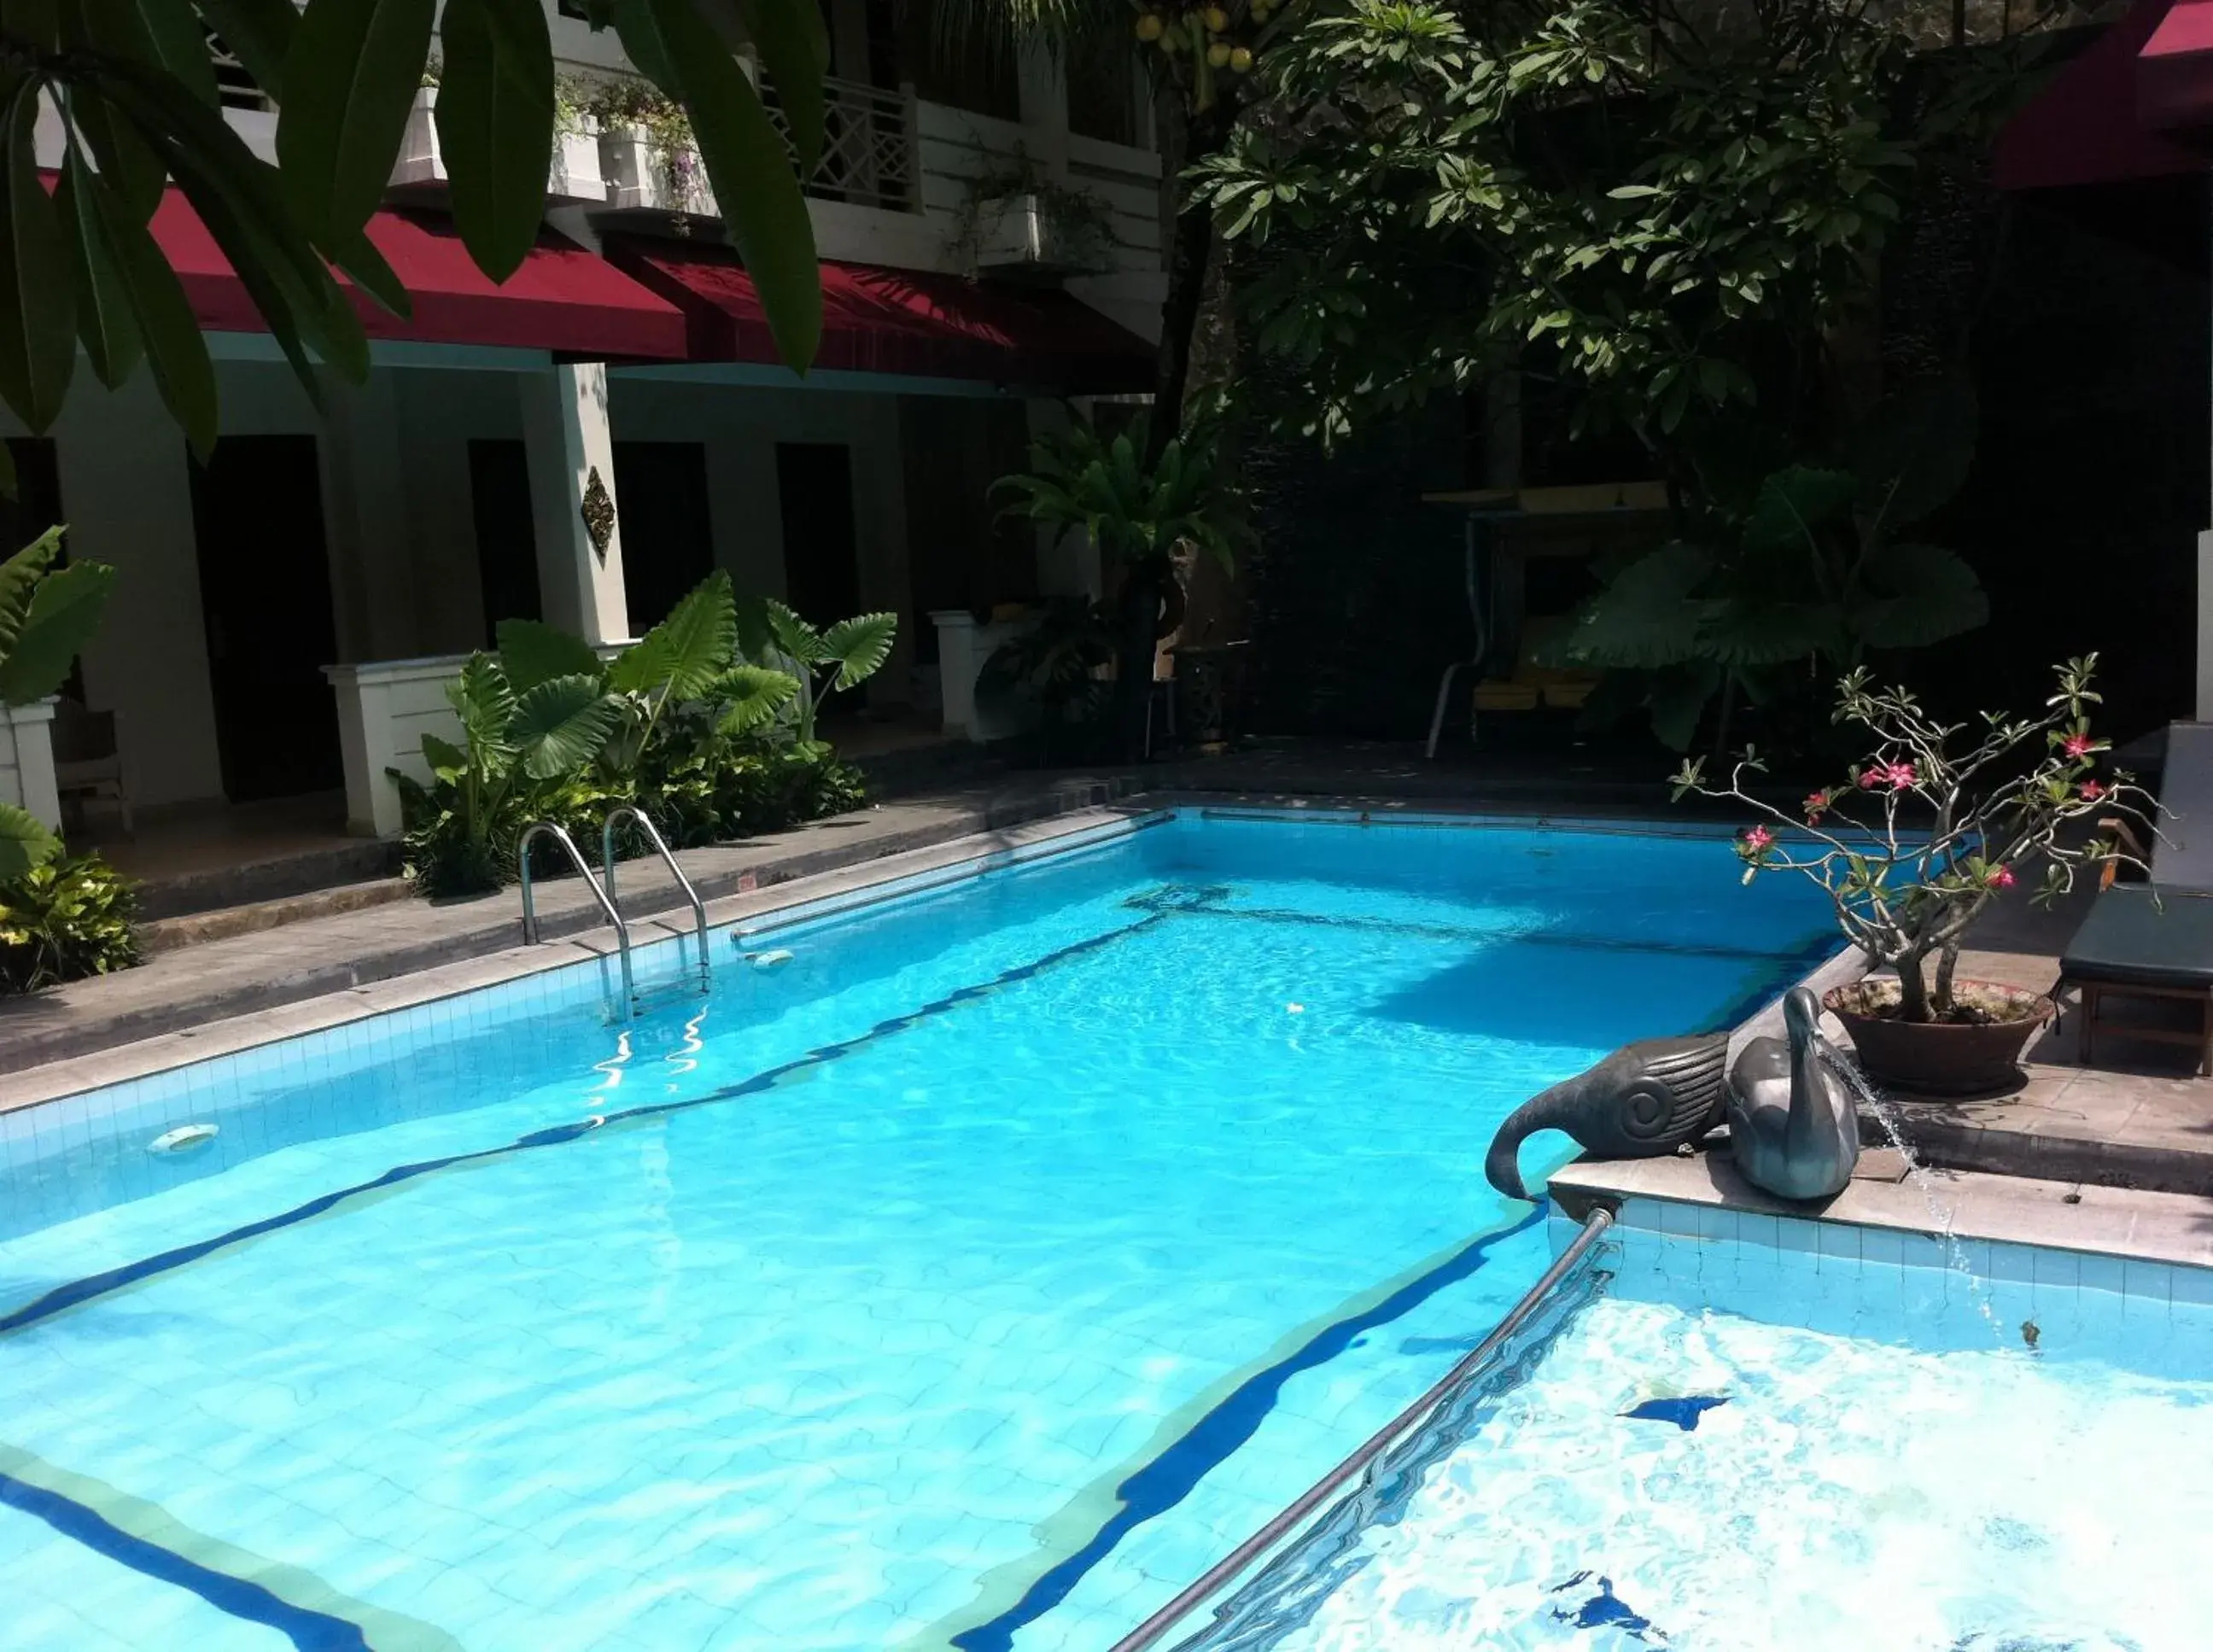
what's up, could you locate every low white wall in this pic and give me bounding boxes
[324,655,470,838]
[0,700,61,830]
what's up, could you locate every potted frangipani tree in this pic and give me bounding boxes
[1671,657,2153,1095]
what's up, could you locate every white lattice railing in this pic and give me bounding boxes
[765,73,920,214]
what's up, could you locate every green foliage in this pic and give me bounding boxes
[992,410,1251,579]
[1549,375,1989,748]
[977,596,1118,761]
[1197,0,2048,449]
[0,853,140,994]
[398,575,873,896]
[394,645,625,896]
[740,595,898,743]
[0,803,60,884]
[0,526,114,707]
[0,0,827,477]
[0,525,115,880]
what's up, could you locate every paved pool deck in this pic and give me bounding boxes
[0,772,1143,1079]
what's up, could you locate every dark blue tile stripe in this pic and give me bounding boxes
[0,1468,371,1651]
[949,1203,1552,1652]
[0,911,1168,1340]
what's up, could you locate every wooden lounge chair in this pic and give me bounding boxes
[2059,722,2213,1073]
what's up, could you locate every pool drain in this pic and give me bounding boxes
[148,1123,219,1156]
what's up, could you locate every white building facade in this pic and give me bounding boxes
[5,0,1163,836]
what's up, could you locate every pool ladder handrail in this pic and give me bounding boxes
[600,804,711,993]
[1106,1205,1614,1652]
[517,820,636,1019]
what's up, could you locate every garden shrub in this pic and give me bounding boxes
[0,855,141,993]
[394,573,889,898]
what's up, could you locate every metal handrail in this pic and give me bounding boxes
[602,804,711,992]
[518,820,635,1019]
[1107,1206,1615,1652]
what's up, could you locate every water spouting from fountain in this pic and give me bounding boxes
[1814,1034,2004,1341]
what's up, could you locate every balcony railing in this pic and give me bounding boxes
[765,73,920,214]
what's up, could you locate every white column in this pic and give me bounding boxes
[54,373,225,808]
[520,361,630,644]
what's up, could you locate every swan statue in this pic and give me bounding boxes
[1725,986,1860,1200]
[1483,1031,1730,1200]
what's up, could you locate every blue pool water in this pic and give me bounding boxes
[1187,1205,2213,1652]
[0,811,1836,1650]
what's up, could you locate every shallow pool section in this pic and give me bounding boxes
[1191,1204,2213,1652]
[0,812,1835,1650]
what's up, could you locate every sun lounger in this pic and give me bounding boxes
[2058,722,2213,1073]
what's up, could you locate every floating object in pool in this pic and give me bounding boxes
[1484,1031,1729,1200]
[2021,1319,2041,1350]
[1727,986,1860,1201]
[148,1123,219,1156]
[1548,1573,1657,1637]
[1621,1395,1728,1431]
[750,949,795,970]
[1286,1003,1305,1014]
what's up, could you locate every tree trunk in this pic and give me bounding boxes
[1708,668,1741,763]
[1932,937,1961,1018]
[1895,947,1932,1023]
[1112,96,1238,756]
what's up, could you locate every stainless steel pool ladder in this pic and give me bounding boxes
[600,804,711,992]
[517,820,636,1019]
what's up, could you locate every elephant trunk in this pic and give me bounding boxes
[1484,1079,1584,1201]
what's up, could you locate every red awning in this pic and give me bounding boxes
[2141,0,2213,127]
[1994,0,2207,190]
[148,189,689,360]
[608,239,1155,393]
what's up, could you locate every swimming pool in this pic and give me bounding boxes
[0,810,1838,1650]
[1181,1201,2213,1652]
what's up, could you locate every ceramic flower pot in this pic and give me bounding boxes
[1823,978,2054,1098]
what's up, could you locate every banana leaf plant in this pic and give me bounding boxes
[396,650,627,894]
[1548,375,1988,751]
[0,527,114,879]
[738,596,897,744]
[498,572,797,776]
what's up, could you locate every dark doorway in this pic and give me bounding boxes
[612,441,715,631]
[186,435,343,802]
[0,439,79,698]
[469,439,541,645]
[0,438,62,552]
[777,442,862,624]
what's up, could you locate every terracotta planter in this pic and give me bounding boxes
[1823,978,2054,1098]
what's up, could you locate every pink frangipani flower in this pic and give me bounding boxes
[2062,733,2093,759]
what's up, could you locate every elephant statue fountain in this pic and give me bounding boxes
[1725,986,1860,1200]
[1483,1031,1731,1200]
